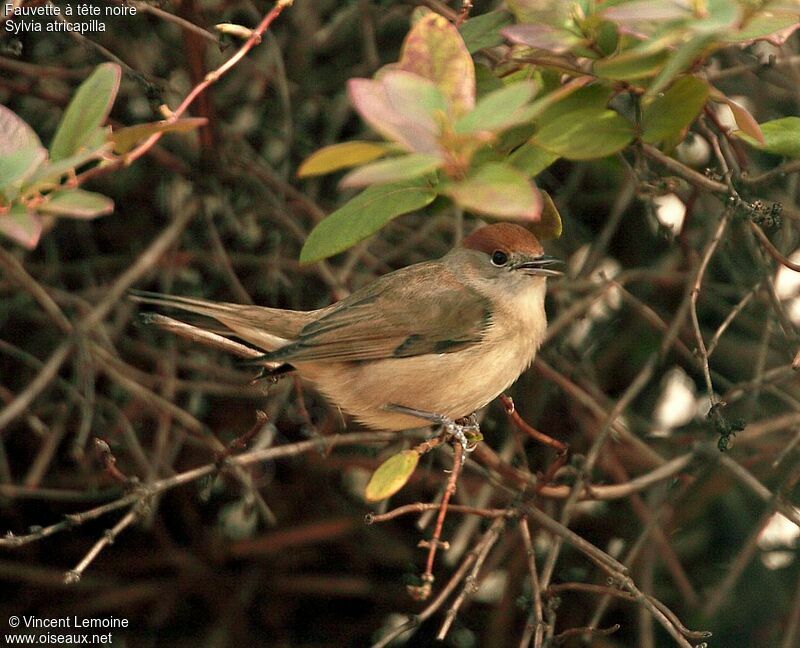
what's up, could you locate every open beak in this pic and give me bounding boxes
[513,254,564,277]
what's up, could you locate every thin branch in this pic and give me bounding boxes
[641,143,728,193]
[707,282,761,357]
[0,430,405,549]
[64,507,140,584]
[0,207,196,432]
[437,516,504,640]
[749,221,800,272]
[371,517,503,648]
[520,517,546,648]
[690,209,733,403]
[366,503,513,524]
[421,442,464,585]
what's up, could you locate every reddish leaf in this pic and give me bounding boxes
[444,163,542,220]
[502,24,581,53]
[347,77,441,154]
[397,12,475,116]
[0,105,44,156]
[709,87,764,145]
[601,0,692,24]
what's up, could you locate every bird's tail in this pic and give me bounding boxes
[129,289,311,352]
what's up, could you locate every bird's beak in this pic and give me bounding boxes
[512,254,564,277]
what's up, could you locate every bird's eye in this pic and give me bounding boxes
[491,250,509,267]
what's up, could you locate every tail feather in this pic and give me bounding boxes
[129,289,313,352]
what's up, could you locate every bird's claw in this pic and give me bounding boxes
[384,404,481,464]
[444,414,481,460]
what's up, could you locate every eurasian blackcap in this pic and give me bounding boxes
[132,223,561,433]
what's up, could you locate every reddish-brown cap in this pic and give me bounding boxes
[462,223,543,257]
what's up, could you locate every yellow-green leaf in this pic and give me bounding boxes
[531,190,563,240]
[111,118,208,155]
[365,450,420,502]
[298,141,391,177]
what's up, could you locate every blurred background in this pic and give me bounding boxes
[1,1,800,646]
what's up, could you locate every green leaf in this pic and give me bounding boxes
[508,143,559,177]
[39,189,114,219]
[398,12,475,115]
[530,190,562,240]
[0,205,42,249]
[0,105,44,155]
[533,97,633,160]
[647,33,719,97]
[642,76,709,145]
[506,0,569,24]
[111,118,208,155]
[24,146,109,189]
[533,84,613,124]
[736,117,800,158]
[0,147,47,192]
[459,10,514,53]
[298,141,391,177]
[593,48,670,81]
[340,153,442,188]
[443,162,542,220]
[729,13,800,43]
[50,63,121,161]
[511,77,594,128]
[454,81,537,135]
[365,450,420,502]
[299,179,437,264]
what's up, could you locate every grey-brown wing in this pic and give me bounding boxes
[263,261,492,363]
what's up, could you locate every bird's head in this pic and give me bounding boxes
[448,222,562,292]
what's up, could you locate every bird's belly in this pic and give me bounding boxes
[300,338,537,431]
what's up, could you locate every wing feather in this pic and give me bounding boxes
[263,261,491,363]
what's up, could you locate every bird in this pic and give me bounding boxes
[131,223,561,439]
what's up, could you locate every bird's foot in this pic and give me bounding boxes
[384,405,482,461]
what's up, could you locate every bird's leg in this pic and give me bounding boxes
[384,404,482,459]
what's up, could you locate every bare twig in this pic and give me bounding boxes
[520,517,546,648]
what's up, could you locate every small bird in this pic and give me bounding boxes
[132,223,560,436]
